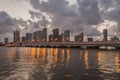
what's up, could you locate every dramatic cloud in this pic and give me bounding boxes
[0,11,34,41]
[28,0,102,37]
[2,0,120,41]
[0,11,15,34]
[98,0,120,33]
[29,10,42,20]
[77,0,103,25]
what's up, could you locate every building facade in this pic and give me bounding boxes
[13,30,20,43]
[26,33,32,42]
[53,28,60,42]
[64,30,70,42]
[4,38,9,44]
[103,29,108,41]
[74,32,84,42]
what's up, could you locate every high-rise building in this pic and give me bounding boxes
[74,32,84,42]
[26,33,32,42]
[13,30,20,43]
[49,34,53,42]
[64,30,70,42]
[53,28,60,42]
[37,30,43,42]
[32,28,47,42]
[22,36,26,42]
[33,31,38,42]
[4,38,9,44]
[103,29,108,41]
[42,28,47,42]
[60,33,64,42]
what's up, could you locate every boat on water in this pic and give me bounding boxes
[99,46,116,50]
[4,43,15,47]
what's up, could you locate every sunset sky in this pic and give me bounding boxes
[0,0,119,41]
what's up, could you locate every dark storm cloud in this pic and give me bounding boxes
[0,11,32,35]
[98,0,120,32]
[29,0,101,36]
[77,0,103,25]
[0,11,15,34]
[29,10,42,19]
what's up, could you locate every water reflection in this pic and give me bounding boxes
[0,47,120,80]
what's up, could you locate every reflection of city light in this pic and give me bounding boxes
[84,50,89,69]
[66,48,70,67]
[31,48,36,60]
[97,51,102,64]
[12,48,17,60]
[115,53,120,73]
[53,48,58,62]
[61,49,65,63]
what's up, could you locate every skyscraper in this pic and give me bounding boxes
[53,28,60,42]
[4,38,9,44]
[64,30,70,42]
[33,31,38,42]
[22,36,26,42]
[103,29,108,41]
[74,32,84,42]
[42,28,47,42]
[49,34,53,42]
[26,33,32,42]
[13,30,20,43]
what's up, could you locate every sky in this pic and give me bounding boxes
[0,0,120,42]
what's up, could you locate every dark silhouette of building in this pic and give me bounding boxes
[64,30,70,42]
[111,36,119,41]
[33,31,38,42]
[22,36,26,42]
[103,29,108,41]
[32,28,47,42]
[49,34,53,42]
[13,30,20,43]
[60,33,64,42]
[53,28,60,42]
[42,28,47,42]
[74,32,84,42]
[26,33,32,42]
[88,38,93,42]
[4,38,9,44]
[37,30,42,42]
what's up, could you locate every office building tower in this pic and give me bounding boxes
[64,30,70,42]
[74,32,84,42]
[42,28,47,42]
[22,36,26,42]
[4,38,9,44]
[33,31,38,42]
[49,34,53,42]
[103,29,108,41]
[13,30,20,43]
[53,28,60,42]
[26,33,32,42]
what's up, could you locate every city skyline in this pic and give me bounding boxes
[0,1,120,79]
[1,28,119,44]
[0,0,120,42]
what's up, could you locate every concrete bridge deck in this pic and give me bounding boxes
[21,41,120,48]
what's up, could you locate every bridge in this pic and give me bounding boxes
[21,41,120,49]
